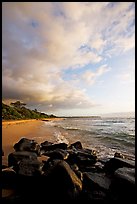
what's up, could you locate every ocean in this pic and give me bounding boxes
[42,116,135,161]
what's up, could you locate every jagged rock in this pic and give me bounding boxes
[66,148,97,168]
[14,138,40,155]
[75,149,97,167]
[76,156,97,168]
[114,167,135,185]
[40,142,68,152]
[3,139,135,203]
[77,148,97,157]
[104,157,135,174]
[8,151,37,167]
[80,175,108,204]
[40,141,53,155]
[43,160,82,201]
[109,167,135,202]
[66,150,78,165]
[17,158,43,176]
[43,149,69,160]
[83,172,111,192]
[69,141,83,149]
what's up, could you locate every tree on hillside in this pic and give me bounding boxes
[10,101,26,108]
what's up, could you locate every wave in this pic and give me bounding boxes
[46,117,135,160]
[53,131,69,144]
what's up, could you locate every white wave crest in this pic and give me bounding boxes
[54,131,69,144]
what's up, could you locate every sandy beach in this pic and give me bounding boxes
[2,118,64,165]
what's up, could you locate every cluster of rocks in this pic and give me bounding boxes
[2,138,135,203]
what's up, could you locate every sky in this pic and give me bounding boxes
[2,2,135,116]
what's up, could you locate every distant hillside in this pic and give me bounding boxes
[2,101,57,120]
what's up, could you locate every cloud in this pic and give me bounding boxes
[82,65,111,85]
[2,2,135,113]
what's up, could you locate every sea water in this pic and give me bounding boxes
[43,116,135,160]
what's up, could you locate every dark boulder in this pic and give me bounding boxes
[76,156,97,168]
[40,142,68,152]
[104,157,135,174]
[83,172,111,192]
[3,139,136,203]
[43,149,69,160]
[66,148,97,168]
[81,172,110,203]
[66,149,78,165]
[77,148,97,158]
[43,160,82,202]
[109,167,135,202]
[14,138,40,155]
[8,151,37,168]
[2,167,21,203]
[114,167,135,185]
[17,158,43,176]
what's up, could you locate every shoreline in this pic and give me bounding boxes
[2,118,65,165]
[2,119,37,126]
[2,117,65,126]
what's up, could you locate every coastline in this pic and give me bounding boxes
[2,118,65,165]
[2,117,65,126]
[2,119,37,126]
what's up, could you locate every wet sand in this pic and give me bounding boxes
[2,118,64,165]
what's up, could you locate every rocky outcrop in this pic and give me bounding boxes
[104,157,135,174]
[43,160,82,202]
[2,138,135,203]
[40,142,68,152]
[8,151,38,167]
[13,138,40,155]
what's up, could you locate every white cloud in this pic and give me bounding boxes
[82,64,111,85]
[90,35,106,51]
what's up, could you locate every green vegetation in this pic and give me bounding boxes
[2,101,57,120]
